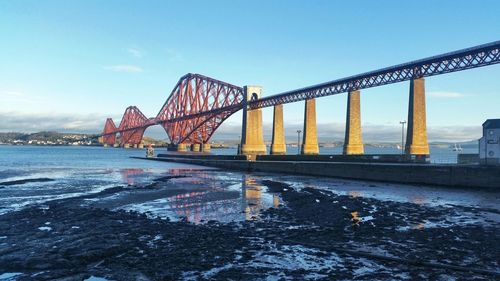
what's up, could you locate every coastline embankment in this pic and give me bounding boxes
[138,154,500,189]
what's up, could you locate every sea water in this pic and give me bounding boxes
[0,145,494,223]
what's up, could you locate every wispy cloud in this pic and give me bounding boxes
[0,90,46,105]
[166,48,183,62]
[428,91,466,98]
[104,65,143,73]
[0,111,118,133]
[0,111,171,139]
[0,90,24,98]
[128,47,143,58]
[0,111,482,143]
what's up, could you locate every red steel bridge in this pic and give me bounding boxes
[101,41,500,148]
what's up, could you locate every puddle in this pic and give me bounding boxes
[0,273,22,280]
[120,174,280,224]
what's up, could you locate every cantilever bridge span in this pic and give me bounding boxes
[101,41,500,153]
[101,73,244,148]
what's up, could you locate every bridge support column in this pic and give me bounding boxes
[301,98,319,155]
[123,144,130,149]
[270,104,286,155]
[177,143,188,152]
[138,143,144,149]
[202,144,211,152]
[191,143,201,152]
[240,86,266,155]
[405,78,429,155]
[343,90,364,155]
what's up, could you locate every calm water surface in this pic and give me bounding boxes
[0,145,496,225]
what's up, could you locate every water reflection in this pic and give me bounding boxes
[119,168,214,186]
[121,172,278,224]
[348,191,363,198]
[241,175,265,221]
[415,223,425,230]
[410,195,427,205]
[285,177,472,209]
[120,168,144,185]
[273,194,280,208]
[351,211,360,225]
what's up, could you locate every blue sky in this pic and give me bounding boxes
[1,0,499,142]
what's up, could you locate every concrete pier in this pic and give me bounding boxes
[138,143,144,149]
[191,143,201,152]
[270,104,286,155]
[343,90,364,155]
[168,143,189,152]
[177,143,188,152]
[405,78,430,155]
[202,144,211,152]
[301,98,319,155]
[123,144,130,149]
[240,86,267,155]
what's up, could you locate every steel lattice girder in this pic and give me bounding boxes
[100,41,500,146]
[156,73,244,144]
[250,40,500,108]
[102,118,117,145]
[157,41,500,123]
[117,106,151,145]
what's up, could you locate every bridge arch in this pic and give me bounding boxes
[156,73,244,145]
[117,106,154,147]
[101,118,118,146]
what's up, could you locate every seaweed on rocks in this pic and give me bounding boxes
[141,175,187,189]
[0,177,498,280]
[152,175,186,182]
[0,178,54,186]
[258,180,500,279]
[0,204,248,280]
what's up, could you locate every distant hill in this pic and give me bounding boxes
[0,131,99,145]
[0,131,171,146]
[142,136,168,146]
[0,132,25,142]
[429,140,478,149]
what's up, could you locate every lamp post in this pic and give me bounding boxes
[399,120,406,155]
[296,130,302,155]
[238,135,241,154]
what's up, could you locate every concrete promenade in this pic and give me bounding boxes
[135,155,500,189]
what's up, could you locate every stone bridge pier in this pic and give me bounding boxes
[343,90,364,155]
[240,86,267,155]
[239,78,429,158]
[270,104,286,155]
[405,78,429,155]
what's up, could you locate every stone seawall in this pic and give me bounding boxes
[135,156,500,189]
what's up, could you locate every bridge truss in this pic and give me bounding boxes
[102,40,500,146]
[250,40,500,108]
[156,73,244,144]
[102,74,244,146]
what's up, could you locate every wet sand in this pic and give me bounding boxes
[0,171,498,280]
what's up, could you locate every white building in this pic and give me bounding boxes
[479,119,500,165]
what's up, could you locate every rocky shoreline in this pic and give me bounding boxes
[0,175,498,280]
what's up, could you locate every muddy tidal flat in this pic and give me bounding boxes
[0,169,499,280]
